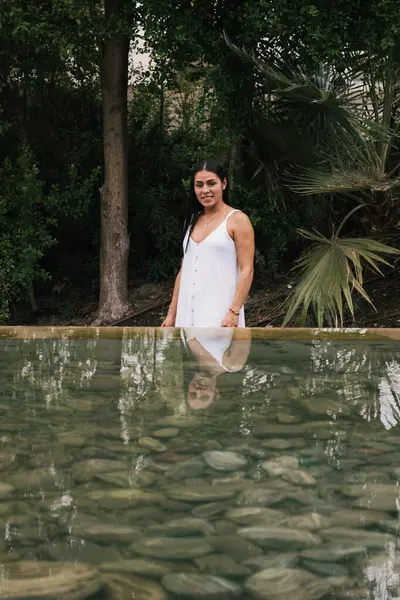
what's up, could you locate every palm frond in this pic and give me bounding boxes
[283,212,400,327]
[287,168,400,195]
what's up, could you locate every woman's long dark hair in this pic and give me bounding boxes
[184,158,228,253]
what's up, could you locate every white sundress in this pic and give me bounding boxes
[181,327,242,373]
[175,209,245,328]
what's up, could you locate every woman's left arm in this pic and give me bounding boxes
[222,212,255,327]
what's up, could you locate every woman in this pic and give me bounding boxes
[161,158,255,328]
[181,327,252,410]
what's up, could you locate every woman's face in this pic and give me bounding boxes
[187,371,217,410]
[194,169,227,209]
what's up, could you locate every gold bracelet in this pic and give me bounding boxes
[229,308,240,316]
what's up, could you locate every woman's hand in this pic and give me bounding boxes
[222,311,239,327]
[161,314,175,327]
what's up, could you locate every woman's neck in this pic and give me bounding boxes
[203,201,226,216]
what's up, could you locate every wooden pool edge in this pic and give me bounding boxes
[1,326,400,342]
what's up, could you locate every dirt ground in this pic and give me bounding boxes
[23,269,400,329]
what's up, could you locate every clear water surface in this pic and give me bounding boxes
[0,326,400,599]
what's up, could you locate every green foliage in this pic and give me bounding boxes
[127,78,224,280]
[283,207,400,327]
[0,146,57,321]
[1,0,400,324]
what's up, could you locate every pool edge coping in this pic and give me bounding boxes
[1,326,400,341]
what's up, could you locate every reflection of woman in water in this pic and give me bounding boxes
[161,158,254,328]
[181,328,251,410]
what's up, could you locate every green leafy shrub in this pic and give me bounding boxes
[0,146,57,321]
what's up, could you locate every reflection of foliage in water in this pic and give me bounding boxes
[14,337,99,409]
[378,361,400,431]
[364,541,400,600]
[309,340,400,431]
[118,329,185,443]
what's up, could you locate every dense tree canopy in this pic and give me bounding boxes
[0,0,399,325]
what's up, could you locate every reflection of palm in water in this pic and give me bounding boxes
[181,328,251,410]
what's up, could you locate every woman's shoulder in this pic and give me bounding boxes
[227,208,253,228]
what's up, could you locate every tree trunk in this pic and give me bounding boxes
[94,0,130,324]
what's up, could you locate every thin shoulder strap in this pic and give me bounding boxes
[224,209,241,222]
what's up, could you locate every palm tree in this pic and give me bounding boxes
[226,37,400,326]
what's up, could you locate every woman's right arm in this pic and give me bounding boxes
[161,265,182,327]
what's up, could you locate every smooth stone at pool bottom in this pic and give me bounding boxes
[207,536,263,562]
[77,446,120,461]
[261,439,293,450]
[354,492,400,512]
[138,437,168,452]
[121,506,167,523]
[280,513,330,531]
[261,456,299,476]
[301,559,349,578]
[153,416,203,428]
[100,558,179,578]
[341,483,400,499]
[244,553,299,572]
[281,470,317,487]
[227,444,267,459]
[80,524,143,544]
[238,527,321,550]
[300,546,366,562]
[277,413,302,424]
[245,568,331,600]
[339,482,400,513]
[84,489,164,508]
[0,549,19,563]
[328,509,388,528]
[378,519,400,534]
[6,470,58,490]
[166,457,206,480]
[214,520,237,535]
[152,428,179,439]
[193,501,233,519]
[202,451,247,472]
[162,573,241,598]
[236,488,286,507]
[39,540,122,565]
[225,507,286,526]
[147,517,215,536]
[254,424,305,437]
[286,490,327,508]
[300,397,351,417]
[0,560,102,599]
[0,482,14,498]
[95,470,156,488]
[58,433,86,447]
[166,484,237,502]
[320,527,393,549]
[130,537,212,560]
[211,472,246,486]
[71,459,126,483]
[195,554,251,577]
[104,572,167,600]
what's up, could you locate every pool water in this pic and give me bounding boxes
[0,327,400,599]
